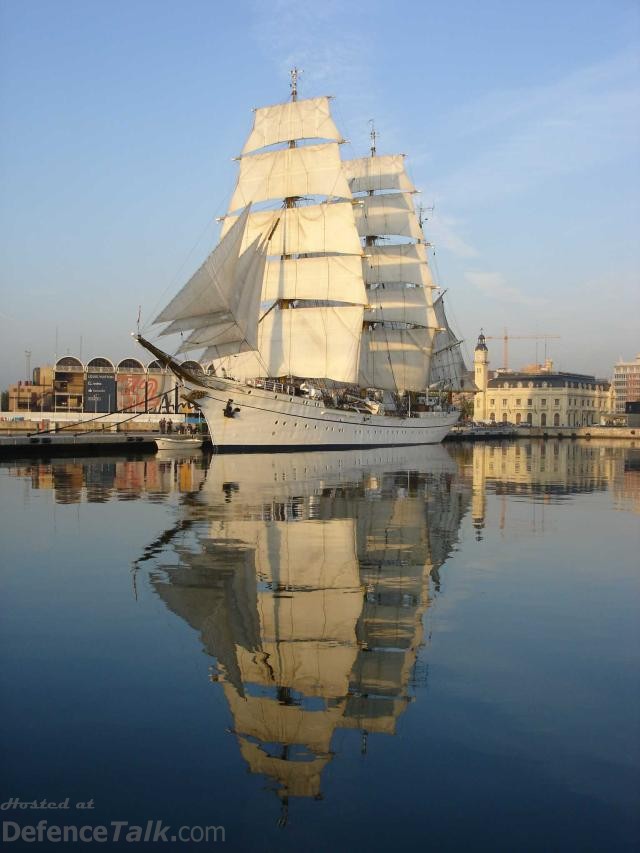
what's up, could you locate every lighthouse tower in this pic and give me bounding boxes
[473,331,489,422]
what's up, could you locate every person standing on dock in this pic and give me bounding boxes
[167,419,173,434]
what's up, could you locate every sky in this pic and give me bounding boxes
[0,0,639,387]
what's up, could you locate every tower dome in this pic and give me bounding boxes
[475,331,488,352]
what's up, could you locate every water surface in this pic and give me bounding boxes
[1,441,638,851]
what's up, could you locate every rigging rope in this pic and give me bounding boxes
[26,385,180,437]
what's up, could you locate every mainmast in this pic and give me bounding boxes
[343,125,437,394]
[368,119,377,158]
[280,67,301,311]
[363,120,378,330]
[289,66,299,103]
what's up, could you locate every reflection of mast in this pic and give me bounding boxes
[472,445,486,540]
[339,471,440,738]
[142,447,469,812]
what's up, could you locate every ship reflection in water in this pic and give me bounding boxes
[3,440,638,844]
[133,445,466,818]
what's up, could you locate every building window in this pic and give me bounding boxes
[516,413,522,424]
[554,413,560,426]
[489,398,495,405]
[527,412,533,425]
[490,412,495,422]
[541,399,547,406]
[541,413,547,427]
[554,398,560,406]
[527,399,532,406]
[516,398,521,406]
[502,398,507,406]
[502,413,508,423]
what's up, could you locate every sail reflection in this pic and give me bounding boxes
[141,446,468,812]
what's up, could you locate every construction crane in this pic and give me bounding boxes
[485,329,560,371]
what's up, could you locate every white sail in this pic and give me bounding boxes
[154,205,251,325]
[242,96,342,154]
[344,154,416,194]
[229,143,351,211]
[364,284,430,326]
[214,306,363,382]
[354,192,423,240]
[263,255,366,304]
[364,243,434,288]
[221,202,362,256]
[359,327,432,393]
[430,294,473,390]
[175,234,267,358]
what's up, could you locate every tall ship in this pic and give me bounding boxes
[136,71,466,450]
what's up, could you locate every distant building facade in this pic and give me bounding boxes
[612,354,640,414]
[5,356,210,414]
[473,333,611,427]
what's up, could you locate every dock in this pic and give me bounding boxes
[0,432,160,458]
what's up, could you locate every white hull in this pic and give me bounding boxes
[188,377,458,451]
[155,436,203,451]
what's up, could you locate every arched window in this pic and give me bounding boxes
[55,356,83,371]
[86,357,114,371]
[117,358,145,373]
[489,412,496,422]
[502,412,508,423]
[541,413,547,427]
[516,413,521,424]
[527,412,532,425]
[554,413,560,426]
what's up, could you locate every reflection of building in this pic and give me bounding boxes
[461,440,640,535]
[6,455,208,503]
[139,448,469,819]
[612,354,640,414]
[473,333,611,427]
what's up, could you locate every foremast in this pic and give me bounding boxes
[211,71,367,384]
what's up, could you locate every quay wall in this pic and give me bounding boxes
[447,425,638,442]
[0,411,188,435]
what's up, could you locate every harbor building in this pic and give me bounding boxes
[6,356,211,414]
[473,333,611,427]
[612,354,640,414]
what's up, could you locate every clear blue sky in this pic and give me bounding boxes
[1,0,638,386]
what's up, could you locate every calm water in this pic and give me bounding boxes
[1,441,639,852]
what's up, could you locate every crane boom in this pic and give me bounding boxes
[485,328,560,370]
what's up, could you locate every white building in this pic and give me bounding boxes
[612,354,640,413]
[473,333,611,427]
